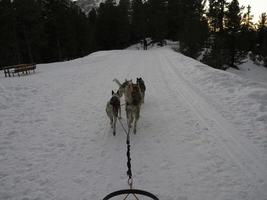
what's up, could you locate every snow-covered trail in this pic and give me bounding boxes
[0,48,266,200]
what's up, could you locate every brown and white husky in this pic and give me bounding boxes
[125,82,142,134]
[113,78,142,134]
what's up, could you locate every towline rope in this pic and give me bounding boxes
[103,117,159,200]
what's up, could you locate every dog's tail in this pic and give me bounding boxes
[113,78,122,86]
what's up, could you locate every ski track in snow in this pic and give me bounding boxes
[0,48,267,200]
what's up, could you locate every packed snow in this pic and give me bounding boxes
[228,57,267,85]
[0,47,267,200]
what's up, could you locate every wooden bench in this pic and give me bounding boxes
[2,64,36,77]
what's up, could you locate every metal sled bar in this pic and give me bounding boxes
[103,189,159,200]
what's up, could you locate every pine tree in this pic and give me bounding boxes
[207,0,226,32]
[88,8,97,52]
[42,0,68,61]
[167,0,182,40]
[204,0,244,69]
[257,13,267,67]
[41,0,90,61]
[96,0,120,49]
[225,0,243,68]
[0,0,20,66]
[147,0,168,43]
[13,0,44,63]
[239,5,256,53]
[131,0,146,42]
[179,0,209,58]
[117,0,131,48]
[241,5,253,28]
[204,0,227,69]
[202,33,231,70]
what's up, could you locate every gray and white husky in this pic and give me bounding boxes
[136,77,146,103]
[106,90,121,136]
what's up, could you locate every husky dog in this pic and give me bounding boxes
[113,78,131,98]
[113,78,142,133]
[136,77,146,103]
[106,90,121,136]
[124,82,142,134]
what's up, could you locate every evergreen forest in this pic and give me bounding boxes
[0,0,267,69]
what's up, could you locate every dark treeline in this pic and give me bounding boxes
[203,0,267,69]
[0,0,267,69]
[0,0,93,66]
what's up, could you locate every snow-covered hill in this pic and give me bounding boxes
[75,0,120,14]
[75,0,102,14]
[1,48,267,200]
[228,58,267,85]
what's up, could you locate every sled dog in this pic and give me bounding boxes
[113,78,142,133]
[106,90,121,136]
[136,77,146,103]
[113,78,133,103]
[113,78,131,99]
[124,82,142,134]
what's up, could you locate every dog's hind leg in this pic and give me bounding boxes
[106,104,113,128]
[126,105,133,129]
[113,117,117,136]
[110,117,113,128]
[107,113,113,128]
[118,106,122,119]
[133,106,140,134]
[133,116,138,134]
[140,92,144,104]
[142,92,145,103]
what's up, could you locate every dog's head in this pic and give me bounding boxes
[110,90,120,106]
[136,77,144,84]
[110,91,120,116]
[136,77,146,91]
[112,90,120,98]
[121,79,132,88]
[117,79,132,97]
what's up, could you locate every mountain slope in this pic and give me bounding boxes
[75,0,102,14]
[75,0,120,14]
[0,48,266,200]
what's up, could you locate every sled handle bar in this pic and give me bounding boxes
[103,189,159,200]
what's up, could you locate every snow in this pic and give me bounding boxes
[228,58,267,85]
[0,47,267,200]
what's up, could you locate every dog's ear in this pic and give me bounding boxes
[112,90,114,95]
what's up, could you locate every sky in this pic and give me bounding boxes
[238,0,267,22]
